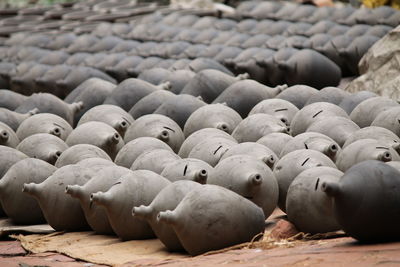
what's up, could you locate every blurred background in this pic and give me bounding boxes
[0,0,398,10]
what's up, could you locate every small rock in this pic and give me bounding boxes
[270,219,299,240]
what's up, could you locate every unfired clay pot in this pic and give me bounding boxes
[219,142,278,169]
[114,137,173,168]
[273,149,337,212]
[90,170,170,240]
[290,102,349,136]
[188,137,238,167]
[371,107,400,137]
[213,80,288,117]
[55,144,111,168]
[335,139,400,172]
[157,184,265,256]
[17,133,68,165]
[322,160,400,242]
[154,94,206,129]
[16,113,73,141]
[276,85,318,109]
[338,90,377,115]
[0,158,56,224]
[178,128,236,158]
[280,132,340,161]
[0,107,37,131]
[66,121,124,160]
[208,155,279,218]
[350,96,399,128]
[77,104,134,137]
[160,158,212,184]
[286,166,343,234]
[129,90,175,119]
[124,114,184,153]
[132,180,202,251]
[183,103,242,137]
[180,69,247,103]
[65,165,132,234]
[15,92,83,126]
[0,121,19,148]
[232,114,289,143]
[249,98,299,126]
[256,133,293,156]
[130,149,181,174]
[343,126,400,154]
[23,164,95,231]
[103,78,167,111]
[306,116,360,147]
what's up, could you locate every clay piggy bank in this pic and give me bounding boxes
[90,170,170,240]
[157,184,265,256]
[208,155,279,218]
[274,149,336,211]
[322,161,400,242]
[0,158,56,224]
[124,114,184,153]
[286,167,343,234]
[132,180,202,251]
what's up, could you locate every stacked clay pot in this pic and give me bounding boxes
[0,0,397,97]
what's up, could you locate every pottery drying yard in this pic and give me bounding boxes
[0,0,399,266]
